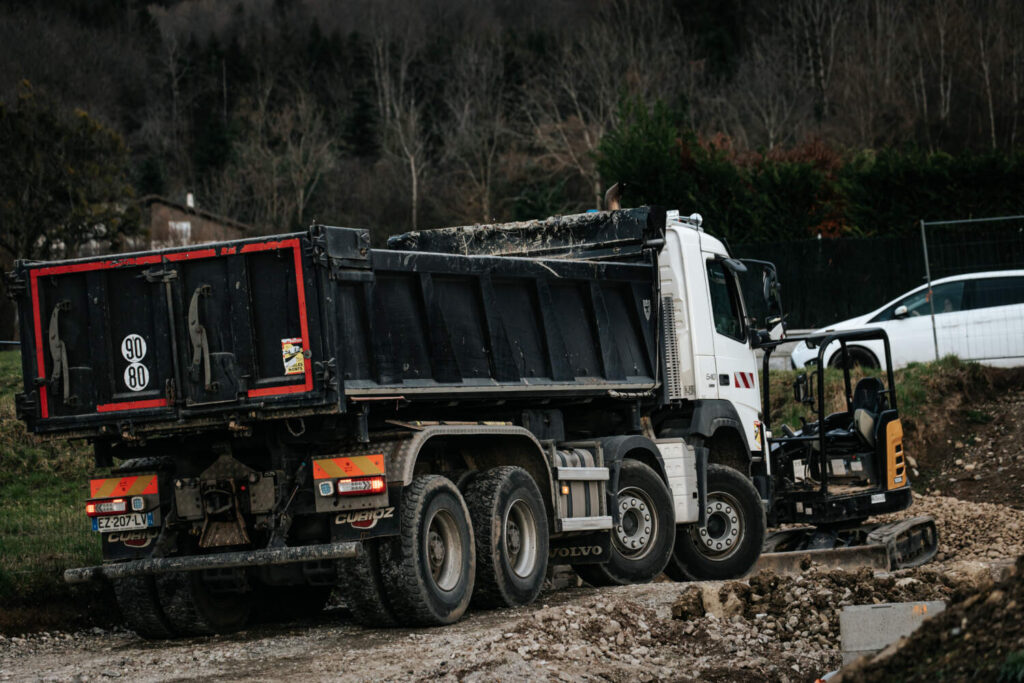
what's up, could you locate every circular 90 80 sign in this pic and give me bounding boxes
[121,334,147,363]
[124,362,150,391]
[120,334,150,391]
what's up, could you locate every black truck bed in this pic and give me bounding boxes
[11,213,662,438]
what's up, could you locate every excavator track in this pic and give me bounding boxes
[757,515,938,573]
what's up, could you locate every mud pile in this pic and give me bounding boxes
[839,555,1024,681]
[443,590,842,682]
[673,564,973,646]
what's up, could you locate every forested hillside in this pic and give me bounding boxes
[2,0,1023,251]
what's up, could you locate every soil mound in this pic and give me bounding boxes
[839,555,1024,681]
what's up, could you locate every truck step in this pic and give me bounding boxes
[558,516,612,532]
[555,467,609,481]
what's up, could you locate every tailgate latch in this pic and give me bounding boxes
[48,300,72,405]
[188,284,216,391]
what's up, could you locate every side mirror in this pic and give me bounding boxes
[793,367,819,412]
[766,316,784,342]
[893,305,909,319]
[794,373,809,404]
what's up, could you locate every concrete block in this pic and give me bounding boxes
[840,600,945,665]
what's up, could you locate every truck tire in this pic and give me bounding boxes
[112,575,176,639]
[155,571,251,636]
[336,539,398,627]
[573,460,674,587]
[378,475,475,626]
[464,466,548,609]
[665,464,765,581]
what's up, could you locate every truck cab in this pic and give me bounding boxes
[658,211,764,456]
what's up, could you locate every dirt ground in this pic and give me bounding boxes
[922,388,1024,507]
[2,486,1020,683]
[0,560,1004,683]
[3,376,1023,681]
[838,555,1024,682]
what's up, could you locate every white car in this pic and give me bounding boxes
[790,270,1024,370]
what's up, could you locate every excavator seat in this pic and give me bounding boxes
[808,377,888,480]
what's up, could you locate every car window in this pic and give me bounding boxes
[707,260,745,341]
[964,276,1024,310]
[870,281,965,322]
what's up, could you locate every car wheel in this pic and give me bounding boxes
[827,346,878,369]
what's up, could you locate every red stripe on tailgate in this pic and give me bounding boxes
[96,398,169,413]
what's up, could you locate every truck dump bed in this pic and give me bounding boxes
[12,213,662,438]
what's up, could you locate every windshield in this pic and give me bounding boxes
[870,281,965,322]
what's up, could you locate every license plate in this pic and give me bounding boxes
[92,512,155,533]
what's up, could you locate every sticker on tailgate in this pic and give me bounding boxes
[282,338,305,375]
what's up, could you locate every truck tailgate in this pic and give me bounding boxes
[13,235,323,434]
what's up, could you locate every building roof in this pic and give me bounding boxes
[138,194,257,234]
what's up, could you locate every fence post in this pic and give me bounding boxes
[920,219,940,362]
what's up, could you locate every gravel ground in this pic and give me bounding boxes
[2,489,1020,683]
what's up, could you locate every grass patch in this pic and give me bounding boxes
[0,350,107,607]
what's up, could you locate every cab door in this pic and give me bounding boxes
[703,256,761,453]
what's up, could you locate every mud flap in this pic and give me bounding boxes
[548,532,611,565]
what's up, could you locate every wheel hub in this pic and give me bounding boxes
[613,487,656,559]
[506,518,522,556]
[425,508,462,592]
[428,530,446,574]
[692,493,744,559]
[504,498,538,578]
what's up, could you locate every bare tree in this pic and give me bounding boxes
[731,32,810,150]
[909,0,967,149]
[524,0,684,210]
[440,35,509,222]
[833,0,910,146]
[148,5,196,183]
[212,87,333,231]
[784,0,847,120]
[371,20,429,230]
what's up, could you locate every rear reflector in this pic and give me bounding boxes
[86,498,128,517]
[337,475,386,496]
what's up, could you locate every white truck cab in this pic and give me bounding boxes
[658,210,764,458]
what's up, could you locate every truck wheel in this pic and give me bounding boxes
[573,460,674,586]
[336,539,398,627]
[379,475,475,626]
[112,575,176,639]
[464,466,548,608]
[155,571,251,636]
[665,464,765,581]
